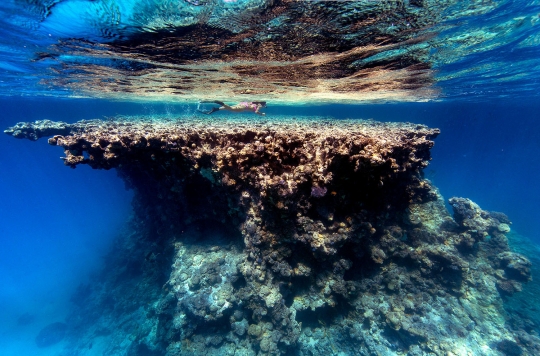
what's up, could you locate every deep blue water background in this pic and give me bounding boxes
[0,96,539,354]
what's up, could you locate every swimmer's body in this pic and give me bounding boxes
[198,101,266,116]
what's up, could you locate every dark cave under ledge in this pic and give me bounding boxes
[5,116,537,356]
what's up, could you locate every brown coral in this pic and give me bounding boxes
[5,116,536,356]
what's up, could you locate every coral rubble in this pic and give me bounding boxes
[5,116,538,355]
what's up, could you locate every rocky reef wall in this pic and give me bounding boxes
[5,117,538,355]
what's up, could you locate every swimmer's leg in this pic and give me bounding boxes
[197,100,225,114]
[199,100,226,106]
[197,106,221,115]
[202,100,235,110]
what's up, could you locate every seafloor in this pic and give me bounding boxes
[5,116,539,356]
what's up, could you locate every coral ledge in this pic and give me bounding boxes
[5,116,538,356]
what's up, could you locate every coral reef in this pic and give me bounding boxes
[5,116,538,355]
[6,120,72,141]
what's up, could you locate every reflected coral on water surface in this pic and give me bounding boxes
[0,0,539,101]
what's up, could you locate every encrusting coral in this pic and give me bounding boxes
[5,116,538,355]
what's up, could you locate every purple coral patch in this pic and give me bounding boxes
[311,185,327,198]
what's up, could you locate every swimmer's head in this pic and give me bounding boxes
[253,101,267,107]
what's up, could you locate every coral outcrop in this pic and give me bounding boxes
[5,116,538,355]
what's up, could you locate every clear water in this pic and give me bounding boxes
[0,1,539,355]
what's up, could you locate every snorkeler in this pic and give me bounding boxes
[197,101,267,116]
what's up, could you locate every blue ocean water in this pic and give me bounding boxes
[0,0,539,355]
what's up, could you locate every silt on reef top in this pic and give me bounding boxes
[5,116,538,355]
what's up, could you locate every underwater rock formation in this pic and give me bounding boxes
[6,120,72,141]
[5,116,539,355]
[35,322,68,348]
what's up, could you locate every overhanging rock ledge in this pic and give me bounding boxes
[5,117,536,356]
